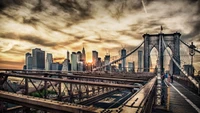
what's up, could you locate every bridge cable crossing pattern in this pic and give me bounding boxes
[179,39,200,54]
[93,41,144,71]
[161,37,199,89]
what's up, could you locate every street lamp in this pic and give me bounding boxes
[189,42,196,66]
[189,42,196,76]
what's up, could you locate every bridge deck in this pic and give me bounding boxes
[0,90,98,113]
[154,81,200,113]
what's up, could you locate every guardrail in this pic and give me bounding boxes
[174,75,200,95]
[163,80,170,111]
[122,76,157,113]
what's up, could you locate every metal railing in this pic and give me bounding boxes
[123,76,157,113]
[174,75,200,95]
[163,80,170,111]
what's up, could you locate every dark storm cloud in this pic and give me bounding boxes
[0,32,86,50]
[183,19,200,41]
[0,0,24,10]
[50,0,93,21]
[0,11,15,19]
[0,33,58,47]
[32,0,45,12]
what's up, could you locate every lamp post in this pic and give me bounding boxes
[189,42,196,76]
[189,42,196,66]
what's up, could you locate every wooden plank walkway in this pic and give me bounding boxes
[153,81,200,113]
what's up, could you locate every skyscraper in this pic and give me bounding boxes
[128,62,134,73]
[67,51,70,60]
[62,51,70,71]
[52,62,59,70]
[25,52,32,70]
[138,50,143,72]
[82,47,86,62]
[82,47,86,71]
[104,55,110,71]
[97,57,102,67]
[77,51,82,62]
[62,59,70,71]
[121,48,126,71]
[71,52,77,71]
[45,53,53,70]
[92,50,98,67]
[32,48,45,70]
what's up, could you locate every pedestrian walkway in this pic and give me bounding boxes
[154,81,200,113]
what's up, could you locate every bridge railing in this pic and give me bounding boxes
[162,79,170,111]
[122,76,157,113]
[174,75,200,95]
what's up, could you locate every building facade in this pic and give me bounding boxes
[121,48,126,71]
[104,55,110,71]
[25,52,32,70]
[138,50,143,72]
[92,50,98,67]
[71,52,77,71]
[45,53,53,70]
[32,48,45,70]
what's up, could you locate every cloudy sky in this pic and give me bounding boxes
[0,0,200,70]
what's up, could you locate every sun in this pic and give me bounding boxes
[87,59,93,63]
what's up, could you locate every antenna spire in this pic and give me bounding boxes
[161,25,163,32]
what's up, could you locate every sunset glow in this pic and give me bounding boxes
[0,0,200,70]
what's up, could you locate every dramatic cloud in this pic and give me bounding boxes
[0,0,200,70]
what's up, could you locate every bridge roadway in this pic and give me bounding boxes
[0,73,140,89]
[0,90,98,113]
[153,80,200,113]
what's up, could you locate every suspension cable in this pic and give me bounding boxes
[179,38,200,53]
[93,41,144,71]
[162,37,199,88]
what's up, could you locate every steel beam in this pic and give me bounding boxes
[0,90,97,113]
[1,73,139,89]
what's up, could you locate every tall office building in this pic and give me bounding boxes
[32,48,45,70]
[82,47,86,71]
[128,62,134,73]
[97,57,101,67]
[138,50,143,72]
[45,53,53,70]
[71,52,77,71]
[62,51,70,71]
[67,51,70,60]
[77,51,82,62]
[104,55,110,71]
[118,63,122,71]
[78,61,83,71]
[92,50,98,67]
[121,48,126,71]
[25,52,32,70]
[82,47,86,61]
[62,59,70,71]
[52,62,59,70]
[133,61,135,73]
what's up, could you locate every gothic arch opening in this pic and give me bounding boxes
[163,47,173,73]
[150,47,158,72]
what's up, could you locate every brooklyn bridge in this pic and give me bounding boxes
[0,31,200,113]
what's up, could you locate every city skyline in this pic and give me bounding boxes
[0,0,200,69]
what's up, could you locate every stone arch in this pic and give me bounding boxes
[143,32,181,74]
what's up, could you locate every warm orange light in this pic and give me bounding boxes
[87,59,92,63]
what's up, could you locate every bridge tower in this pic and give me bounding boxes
[143,32,181,75]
